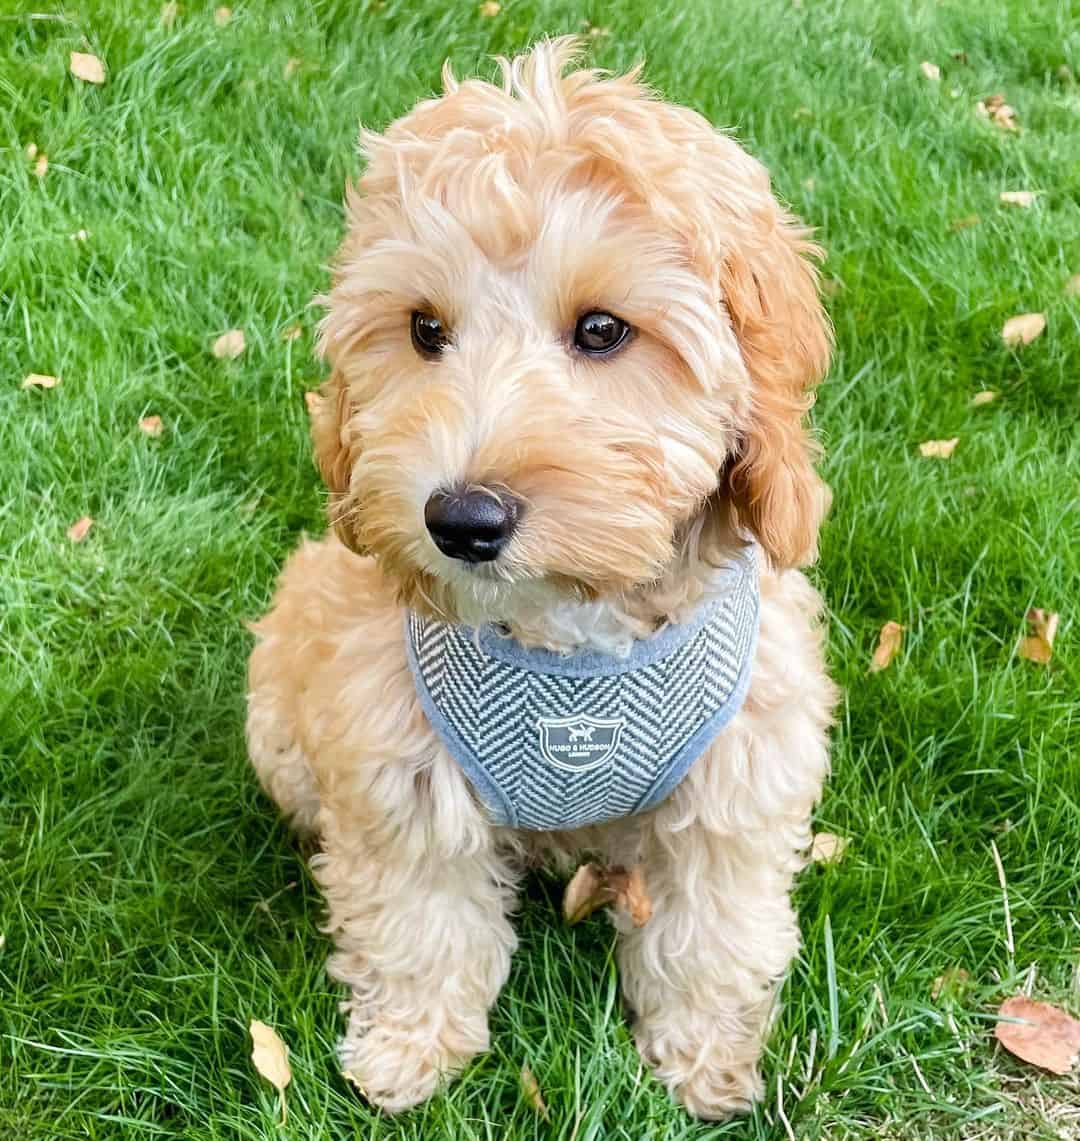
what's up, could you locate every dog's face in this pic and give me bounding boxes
[315,40,830,623]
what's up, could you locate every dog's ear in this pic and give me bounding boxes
[309,368,362,551]
[714,209,832,568]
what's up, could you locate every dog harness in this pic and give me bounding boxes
[405,547,760,831]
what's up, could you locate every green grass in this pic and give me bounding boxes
[2,0,1079,1137]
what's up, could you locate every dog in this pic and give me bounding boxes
[246,37,837,1120]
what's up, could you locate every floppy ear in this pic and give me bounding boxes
[718,209,832,568]
[308,368,362,551]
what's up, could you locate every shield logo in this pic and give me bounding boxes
[537,715,625,772]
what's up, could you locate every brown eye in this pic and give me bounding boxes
[411,310,449,357]
[574,310,631,356]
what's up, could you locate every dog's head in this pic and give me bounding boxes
[314,38,830,623]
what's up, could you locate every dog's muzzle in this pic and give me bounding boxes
[424,487,519,563]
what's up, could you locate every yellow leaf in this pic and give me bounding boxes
[1065,274,1080,297]
[1001,313,1046,347]
[950,214,980,231]
[70,52,106,85]
[999,190,1038,207]
[25,142,38,159]
[810,832,849,864]
[281,324,303,341]
[34,153,48,178]
[139,415,164,437]
[213,329,246,359]
[520,1065,550,1120]
[249,1020,291,1122]
[22,373,60,389]
[870,620,903,672]
[67,516,94,543]
[1018,608,1059,664]
[971,390,996,406]
[918,437,959,458]
[214,6,232,26]
[920,61,941,81]
[284,57,301,79]
[479,1,500,14]
[995,996,1080,1075]
[160,2,179,26]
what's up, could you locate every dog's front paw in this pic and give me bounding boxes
[634,1016,764,1121]
[338,1003,489,1115]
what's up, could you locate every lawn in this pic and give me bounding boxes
[2,0,1079,1137]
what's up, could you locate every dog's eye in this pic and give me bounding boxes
[411,310,450,357]
[574,311,631,356]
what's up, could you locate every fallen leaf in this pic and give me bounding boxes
[870,620,904,672]
[70,52,106,85]
[1065,274,1080,297]
[1018,608,1059,664]
[931,966,970,1001]
[918,437,959,458]
[22,373,60,389]
[281,324,303,341]
[976,93,1018,131]
[303,391,321,415]
[160,2,178,26]
[284,57,300,79]
[563,863,610,924]
[214,6,232,26]
[67,516,94,543]
[139,415,164,437]
[250,1020,291,1122]
[950,213,980,231]
[520,1065,550,1120]
[999,190,1038,207]
[920,61,941,81]
[213,329,246,359]
[810,832,849,864]
[34,153,48,178]
[563,863,652,927]
[607,865,652,927]
[479,0,500,13]
[995,996,1080,1075]
[1001,313,1045,347]
[971,390,997,406]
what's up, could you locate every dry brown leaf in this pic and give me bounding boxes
[999,190,1038,207]
[918,437,959,458]
[284,57,300,79]
[214,6,232,26]
[1065,274,1080,297]
[1018,608,1059,664]
[22,373,60,390]
[950,213,980,231]
[920,61,941,81]
[870,620,904,672]
[250,1020,291,1122]
[281,324,303,341]
[810,832,849,864]
[139,415,164,438]
[607,865,653,927]
[479,1,500,14]
[213,329,246,359]
[520,1065,550,1121]
[977,93,1018,131]
[931,966,970,1001]
[995,996,1080,1075]
[1001,313,1045,347]
[70,52,106,85]
[971,390,997,406]
[34,153,48,178]
[160,2,178,26]
[563,863,610,924]
[67,516,94,543]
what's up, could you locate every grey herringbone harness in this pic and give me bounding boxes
[405,548,760,831]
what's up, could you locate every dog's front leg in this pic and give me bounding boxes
[616,814,804,1120]
[314,797,518,1113]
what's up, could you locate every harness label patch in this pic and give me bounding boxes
[537,715,624,772]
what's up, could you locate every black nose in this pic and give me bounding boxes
[424,488,518,563]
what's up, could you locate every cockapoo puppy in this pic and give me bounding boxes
[247,38,837,1120]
